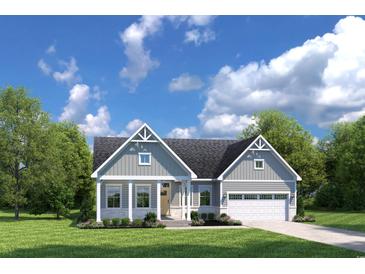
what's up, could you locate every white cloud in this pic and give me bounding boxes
[119,119,144,137]
[312,136,319,146]
[337,108,365,123]
[119,16,162,91]
[53,57,81,85]
[169,73,204,92]
[46,44,56,55]
[184,28,215,46]
[199,16,365,137]
[167,127,197,139]
[91,85,106,101]
[79,106,113,136]
[187,16,216,27]
[37,59,52,75]
[59,84,90,123]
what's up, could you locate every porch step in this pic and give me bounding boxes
[161,220,191,227]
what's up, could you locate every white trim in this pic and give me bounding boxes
[128,180,133,220]
[223,179,295,183]
[138,152,151,166]
[249,148,270,151]
[100,175,190,181]
[254,159,265,170]
[226,191,290,194]
[192,178,215,181]
[96,177,101,222]
[156,180,161,220]
[131,139,158,143]
[135,184,151,209]
[91,123,197,178]
[217,135,301,181]
[219,181,223,206]
[198,185,212,207]
[105,184,122,209]
[186,180,191,221]
[180,183,193,206]
[181,181,186,219]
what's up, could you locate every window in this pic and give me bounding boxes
[106,185,121,208]
[274,194,288,200]
[229,194,243,200]
[244,194,258,200]
[136,185,150,208]
[254,159,264,170]
[199,185,212,206]
[138,152,151,166]
[180,184,193,206]
[259,194,273,200]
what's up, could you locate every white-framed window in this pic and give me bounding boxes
[106,185,122,208]
[254,159,265,170]
[180,184,193,206]
[274,194,288,200]
[138,152,151,166]
[244,194,258,200]
[136,185,151,208]
[199,185,212,206]
[228,194,243,200]
[259,194,273,200]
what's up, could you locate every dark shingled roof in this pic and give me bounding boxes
[93,136,257,179]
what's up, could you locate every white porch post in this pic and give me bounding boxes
[186,180,191,221]
[96,177,101,222]
[128,180,133,221]
[181,181,186,220]
[157,180,161,220]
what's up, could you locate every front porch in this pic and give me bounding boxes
[96,178,193,222]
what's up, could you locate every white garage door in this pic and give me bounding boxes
[227,193,288,221]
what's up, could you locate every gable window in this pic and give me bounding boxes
[106,185,121,208]
[254,159,264,170]
[138,152,151,166]
[136,185,151,208]
[199,185,212,206]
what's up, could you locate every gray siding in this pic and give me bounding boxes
[224,150,295,181]
[222,181,295,207]
[101,182,128,209]
[170,181,180,207]
[101,142,189,177]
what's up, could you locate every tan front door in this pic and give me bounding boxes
[161,183,170,216]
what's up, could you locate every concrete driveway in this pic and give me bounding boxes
[243,220,365,253]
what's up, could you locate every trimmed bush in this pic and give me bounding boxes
[144,212,157,223]
[293,215,316,222]
[233,220,242,226]
[191,219,205,226]
[77,222,104,229]
[121,218,130,226]
[191,211,199,221]
[132,218,143,227]
[200,213,207,220]
[220,213,228,218]
[112,218,120,226]
[207,213,215,220]
[102,219,111,227]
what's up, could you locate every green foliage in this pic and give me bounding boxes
[132,218,143,227]
[200,213,207,220]
[316,117,365,210]
[79,196,94,222]
[121,218,130,226]
[102,219,111,226]
[190,210,199,221]
[207,213,215,220]
[112,218,120,226]
[240,110,327,199]
[144,212,157,223]
[296,196,305,217]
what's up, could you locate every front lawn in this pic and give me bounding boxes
[0,209,362,258]
[307,210,365,233]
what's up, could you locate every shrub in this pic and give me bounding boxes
[293,215,315,222]
[207,213,215,220]
[121,218,130,226]
[156,222,166,228]
[297,196,305,217]
[233,220,242,226]
[303,215,316,222]
[190,211,199,221]
[112,218,120,226]
[132,218,143,227]
[78,197,94,222]
[200,213,207,220]
[191,219,205,226]
[102,219,111,227]
[77,222,104,229]
[217,214,231,225]
[144,212,157,223]
[220,213,228,218]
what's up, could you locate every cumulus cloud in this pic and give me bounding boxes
[59,84,90,123]
[199,16,365,137]
[167,127,197,139]
[46,44,56,54]
[53,57,81,85]
[119,16,162,91]
[119,119,144,137]
[187,16,216,26]
[79,106,113,136]
[37,59,52,75]
[184,28,215,46]
[169,73,204,92]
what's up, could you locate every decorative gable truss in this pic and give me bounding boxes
[91,123,197,179]
[217,135,302,181]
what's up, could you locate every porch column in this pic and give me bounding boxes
[96,177,101,222]
[186,180,191,221]
[181,181,186,220]
[156,180,161,220]
[128,180,133,221]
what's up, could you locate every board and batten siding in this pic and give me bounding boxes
[100,142,189,177]
[223,150,295,181]
[222,181,295,207]
[170,181,180,207]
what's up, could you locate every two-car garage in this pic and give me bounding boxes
[227,193,289,221]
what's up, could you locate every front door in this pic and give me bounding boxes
[161,183,170,216]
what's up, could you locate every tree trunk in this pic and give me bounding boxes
[14,203,19,220]
[56,211,60,219]
[14,160,20,220]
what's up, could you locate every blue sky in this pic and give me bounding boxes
[1,15,365,145]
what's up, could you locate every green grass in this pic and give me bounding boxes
[0,209,363,258]
[307,210,365,233]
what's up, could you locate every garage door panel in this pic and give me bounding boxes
[228,194,288,221]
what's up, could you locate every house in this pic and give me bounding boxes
[91,123,301,222]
